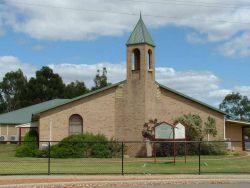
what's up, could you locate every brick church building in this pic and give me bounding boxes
[0,16,249,151]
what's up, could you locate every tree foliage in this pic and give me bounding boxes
[0,94,7,114]
[26,66,65,105]
[204,116,217,137]
[0,69,28,112]
[220,92,250,138]
[15,129,39,157]
[174,114,217,141]
[219,92,250,122]
[64,81,89,98]
[174,114,203,141]
[91,67,111,91]
[142,118,158,139]
[0,66,111,113]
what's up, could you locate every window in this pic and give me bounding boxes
[132,48,140,71]
[148,49,152,70]
[69,114,83,135]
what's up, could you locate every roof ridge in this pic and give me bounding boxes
[126,16,155,47]
[0,98,68,116]
[0,98,71,124]
[33,80,127,115]
[140,18,146,43]
[156,81,226,115]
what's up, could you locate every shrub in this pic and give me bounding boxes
[35,149,49,158]
[155,141,227,157]
[15,129,39,157]
[107,138,123,157]
[155,142,194,157]
[200,142,227,155]
[50,133,122,158]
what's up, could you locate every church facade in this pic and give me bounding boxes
[0,16,249,151]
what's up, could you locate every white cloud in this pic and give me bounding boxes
[49,63,221,104]
[48,62,249,106]
[1,1,250,57]
[1,55,250,106]
[0,7,4,37]
[208,89,232,98]
[186,32,208,44]
[1,0,250,45]
[48,62,126,87]
[217,32,250,57]
[156,69,221,102]
[0,56,36,79]
[235,86,250,96]
[207,89,232,105]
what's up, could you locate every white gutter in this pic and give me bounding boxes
[226,119,250,125]
[15,122,38,128]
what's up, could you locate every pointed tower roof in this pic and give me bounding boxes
[126,14,155,47]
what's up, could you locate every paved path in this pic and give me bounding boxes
[0,175,250,188]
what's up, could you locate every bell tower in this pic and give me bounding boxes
[126,14,156,84]
[115,15,158,142]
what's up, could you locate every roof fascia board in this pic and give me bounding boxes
[156,82,226,115]
[34,80,127,116]
[226,119,250,125]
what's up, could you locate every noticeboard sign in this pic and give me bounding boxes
[175,123,186,139]
[155,122,173,139]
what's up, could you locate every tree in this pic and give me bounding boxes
[64,81,89,98]
[91,67,111,91]
[0,93,7,113]
[26,66,65,105]
[219,92,250,122]
[174,114,203,141]
[203,116,217,141]
[142,118,158,140]
[0,69,28,112]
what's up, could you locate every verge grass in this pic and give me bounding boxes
[0,144,249,174]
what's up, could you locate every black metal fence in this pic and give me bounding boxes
[0,140,249,175]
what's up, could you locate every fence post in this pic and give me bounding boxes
[121,142,124,175]
[48,141,51,175]
[198,141,201,175]
[122,142,124,175]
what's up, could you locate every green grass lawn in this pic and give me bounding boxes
[0,144,250,175]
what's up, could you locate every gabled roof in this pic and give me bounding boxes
[126,15,155,47]
[0,80,226,124]
[0,99,70,124]
[0,81,126,125]
[33,80,127,115]
[156,82,226,115]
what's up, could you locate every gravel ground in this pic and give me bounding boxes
[0,175,249,188]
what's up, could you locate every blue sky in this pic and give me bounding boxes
[1,0,250,106]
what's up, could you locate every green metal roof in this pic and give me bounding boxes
[33,80,127,115]
[0,81,126,124]
[0,80,226,124]
[156,82,226,115]
[0,99,70,124]
[126,15,155,47]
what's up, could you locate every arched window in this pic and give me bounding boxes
[69,114,83,135]
[132,49,140,71]
[148,49,152,70]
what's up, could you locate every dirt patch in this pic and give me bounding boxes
[1,175,250,187]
